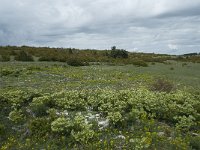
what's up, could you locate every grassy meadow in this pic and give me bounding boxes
[0,47,200,149]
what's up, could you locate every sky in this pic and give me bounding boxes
[0,0,200,54]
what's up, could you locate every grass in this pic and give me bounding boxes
[0,61,200,92]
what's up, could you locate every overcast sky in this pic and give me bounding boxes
[0,0,200,54]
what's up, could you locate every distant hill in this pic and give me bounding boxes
[0,46,199,64]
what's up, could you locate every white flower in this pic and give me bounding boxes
[116,135,126,139]
[62,110,68,116]
[98,119,109,128]
[85,119,89,124]
[95,114,100,119]
[158,132,165,137]
[89,115,95,120]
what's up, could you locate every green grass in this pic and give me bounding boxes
[0,61,200,92]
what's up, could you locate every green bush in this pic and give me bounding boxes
[132,60,148,67]
[8,109,25,123]
[51,117,73,134]
[0,123,5,135]
[29,117,51,136]
[30,96,53,117]
[67,58,88,66]
[15,50,34,61]
[0,55,10,61]
[0,68,15,76]
[189,136,200,150]
[110,46,128,59]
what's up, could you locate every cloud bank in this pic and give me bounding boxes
[0,0,200,54]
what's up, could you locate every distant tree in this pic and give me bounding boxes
[68,48,73,54]
[111,46,116,51]
[110,46,128,58]
[15,50,34,61]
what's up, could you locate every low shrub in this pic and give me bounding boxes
[149,78,175,93]
[15,51,34,61]
[0,123,5,135]
[0,68,15,76]
[0,55,10,61]
[29,117,51,136]
[67,58,88,66]
[132,60,148,67]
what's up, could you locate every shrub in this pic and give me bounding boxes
[0,68,21,77]
[132,60,148,67]
[150,78,175,93]
[30,96,53,117]
[8,109,25,123]
[189,136,200,150]
[67,58,88,66]
[0,68,14,76]
[29,118,51,136]
[182,63,187,67]
[110,46,128,59]
[51,117,73,134]
[15,51,34,61]
[0,55,10,61]
[0,123,5,135]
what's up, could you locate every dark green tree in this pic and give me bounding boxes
[110,46,128,58]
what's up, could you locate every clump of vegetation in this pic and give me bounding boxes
[182,62,188,67]
[0,68,21,77]
[15,50,34,61]
[110,46,129,59]
[132,59,148,67]
[149,78,175,93]
[0,68,15,76]
[67,58,88,66]
[0,55,10,61]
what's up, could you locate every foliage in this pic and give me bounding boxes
[15,50,34,61]
[8,109,25,123]
[1,46,200,64]
[29,117,51,136]
[0,68,15,76]
[150,78,175,93]
[0,55,10,61]
[51,117,72,134]
[0,124,5,135]
[110,46,128,58]
[132,59,148,67]
[67,58,88,66]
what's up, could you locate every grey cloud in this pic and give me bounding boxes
[0,0,200,54]
[157,5,200,18]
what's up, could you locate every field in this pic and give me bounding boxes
[0,61,200,149]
